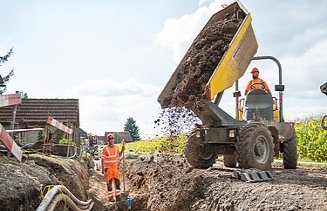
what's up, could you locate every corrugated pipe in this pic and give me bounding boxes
[36,185,94,211]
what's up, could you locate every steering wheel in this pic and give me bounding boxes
[250,82,265,89]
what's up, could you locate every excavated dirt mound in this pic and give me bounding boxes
[0,152,129,211]
[2,152,326,210]
[0,153,89,211]
[125,155,327,210]
[163,12,245,109]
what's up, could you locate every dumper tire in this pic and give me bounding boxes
[223,153,237,168]
[322,115,327,130]
[282,130,297,169]
[185,132,217,169]
[236,123,274,170]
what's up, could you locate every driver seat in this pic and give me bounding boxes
[244,89,273,122]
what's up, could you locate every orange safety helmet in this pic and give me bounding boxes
[107,133,114,139]
[250,67,259,73]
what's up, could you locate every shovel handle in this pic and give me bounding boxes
[122,149,126,193]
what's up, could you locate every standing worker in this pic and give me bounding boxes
[245,67,272,96]
[101,133,125,201]
[88,135,98,154]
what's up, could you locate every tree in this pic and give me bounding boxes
[37,131,44,141]
[54,129,64,143]
[124,117,141,141]
[0,48,15,94]
[23,93,28,99]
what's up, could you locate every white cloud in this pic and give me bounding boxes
[198,0,212,6]
[66,78,159,97]
[286,26,327,56]
[3,0,326,140]
[282,39,327,91]
[156,0,327,122]
[156,0,234,62]
[65,78,162,138]
[281,39,327,120]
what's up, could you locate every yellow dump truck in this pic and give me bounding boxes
[158,1,297,170]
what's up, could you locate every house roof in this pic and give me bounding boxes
[96,135,106,145]
[104,131,134,142]
[0,98,79,128]
[78,128,88,138]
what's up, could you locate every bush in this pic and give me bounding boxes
[295,116,327,162]
[126,135,186,154]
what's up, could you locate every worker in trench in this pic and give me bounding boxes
[244,67,272,96]
[101,133,126,201]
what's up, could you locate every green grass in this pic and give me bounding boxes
[273,159,327,169]
[126,135,186,154]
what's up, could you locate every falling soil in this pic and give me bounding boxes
[156,12,245,136]
[154,107,198,137]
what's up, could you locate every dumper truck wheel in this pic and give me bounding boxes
[223,153,237,168]
[322,115,327,130]
[236,124,273,170]
[185,132,217,169]
[281,130,297,169]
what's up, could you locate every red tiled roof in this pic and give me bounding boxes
[0,98,79,128]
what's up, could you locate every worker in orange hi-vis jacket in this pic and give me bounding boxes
[101,133,125,201]
[245,67,272,96]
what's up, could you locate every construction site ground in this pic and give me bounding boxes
[0,152,326,211]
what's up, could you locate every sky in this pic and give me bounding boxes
[0,0,326,139]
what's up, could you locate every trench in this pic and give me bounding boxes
[0,149,143,211]
[1,152,326,210]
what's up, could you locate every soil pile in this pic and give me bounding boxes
[163,12,245,109]
[0,154,89,211]
[126,155,197,210]
[125,155,327,210]
[2,152,326,210]
[0,152,128,211]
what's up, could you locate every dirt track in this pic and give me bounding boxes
[124,155,327,211]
